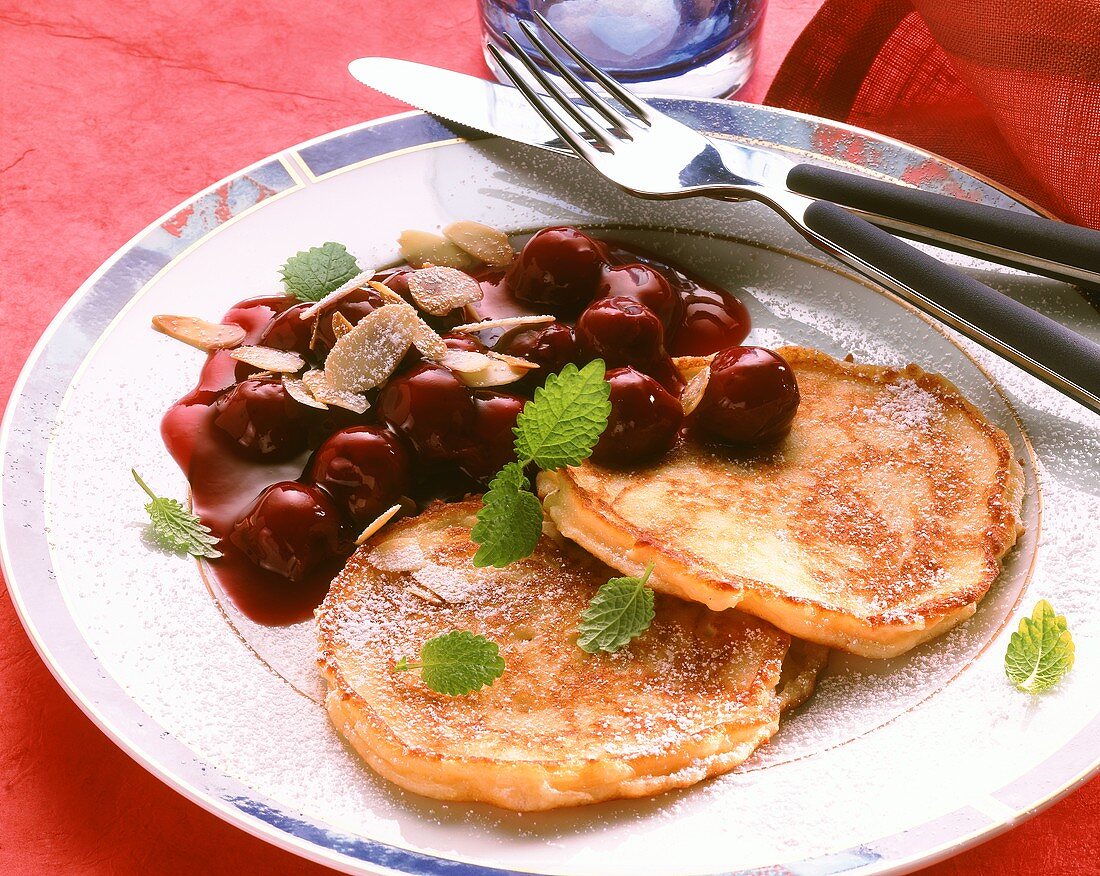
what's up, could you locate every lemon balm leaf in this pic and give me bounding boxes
[577,564,656,653]
[395,631,505,695]
[280,242,361,302]
[1005,599,1074,693]
[133,469,222,559]
[514,359,611,470]
[470,462,543,567]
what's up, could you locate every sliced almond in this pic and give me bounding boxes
[229,345,304,373]
[680,363,710,416]
[355,503,404,545]
[367,281,447,362]
[443,220,514,268]
[297,269,376,321]
[324,304,417,392]
[441,349,494,374]
[397,229,478,270]
[451,314,556,334]
[151,315,246,351]
[406,266,484,316]
[487,351,539,371]
[283,376,328,410]
[302,370,370,414]
[331,311,355,339]
[454,355,537,388]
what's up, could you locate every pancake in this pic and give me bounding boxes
[317,499,792,810]
[538,346,1024,658]
[777,638,830,713]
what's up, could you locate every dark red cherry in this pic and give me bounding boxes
[381,269,412,299]
[442,332,487,354]
[312,286,387,353]
[499,321,577,374]
[378,362,477,460]
[506,227,610,317]
[230,481,345,582]
[576,296,683,394]
[669,287,750,357]
[695,346,800,445]
[592,367,683,465]
[597,263,683,334]
[257,302,315,357]
[212,378,315,460]
[458,391,526,482]
[306,427,411,526]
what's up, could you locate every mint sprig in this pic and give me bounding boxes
[133,469,222,559]
[471,360,610,568]
[577,564,656,653]
[471,462,543,568]
[395,631,505,695]
[1005,599,1074,693]
[280,242,361,302]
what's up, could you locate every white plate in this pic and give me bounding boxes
[3,102,1099,876]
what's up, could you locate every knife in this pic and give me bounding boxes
[349,57,1100,290]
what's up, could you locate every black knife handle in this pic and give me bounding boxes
[788,164,1100,274]
[801,200,1100,410]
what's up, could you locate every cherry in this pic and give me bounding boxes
[378,362,477,460]
[499,321,577,374]
[592,367,683,465]
[695,346,800,445]
[442,332,487,354]
[576,297,683,394]
[381,269,412,299]
[230,481,346,581]
[306,427,412,526]
[458,391,526,482]
[597,263,683,334]
[506,227,610,317]
[669,287,750,357]
[212,378,315,460]
[312,286,387,353]
[257,302,315,358]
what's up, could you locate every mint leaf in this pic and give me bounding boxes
[577,564,656,653]
[514,359,611,470]
[394,631,505,695]
[471,462,543,568]
[1005,599,1074,693]
[133,469,222,559]
[280,242,361,302]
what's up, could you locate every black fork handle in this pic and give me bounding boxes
[801,200,1100,414]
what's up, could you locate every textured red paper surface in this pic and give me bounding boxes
[0,2,1096,873]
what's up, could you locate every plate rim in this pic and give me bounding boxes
[2,99,1095,876]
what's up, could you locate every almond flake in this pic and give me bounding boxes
[454,355,537,388]
[324,304,417,392]
[443,220,514,267]
[366,282,446,361]
[406,266,484,316]
[486,351,539,371]
[302,370,370,414]
[151,315,246,351]
[355,503,404,545]
[283,376,328,410]
[297,269,376,321]
[331,312,355,339]
[680,363,710,416]
[441,349,494,373]
[229,345,304,373]
[397,229,477,270]
[451,314,556,334]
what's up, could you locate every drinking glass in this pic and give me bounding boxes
[479,0,767,99]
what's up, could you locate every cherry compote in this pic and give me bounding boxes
[597,263,683,334]
[593,367,683,465]
[669,287,751,357]
[230,481,346,582]
[212,378,315,460]
[576,296,683,394]
[306,427,412,526]
[506,227,610,317]
[378,362,476,460]
[695,346,800,445]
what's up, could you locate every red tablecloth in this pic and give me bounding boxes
[1,2,1096,873]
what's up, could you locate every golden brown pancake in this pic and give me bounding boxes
[317,499,793,810]
[538,346,1024,658]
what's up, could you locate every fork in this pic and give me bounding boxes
[487,14,1100,415]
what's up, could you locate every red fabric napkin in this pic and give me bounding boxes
[765,0,1100,229]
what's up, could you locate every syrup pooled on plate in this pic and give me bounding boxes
[162,226,755,625]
